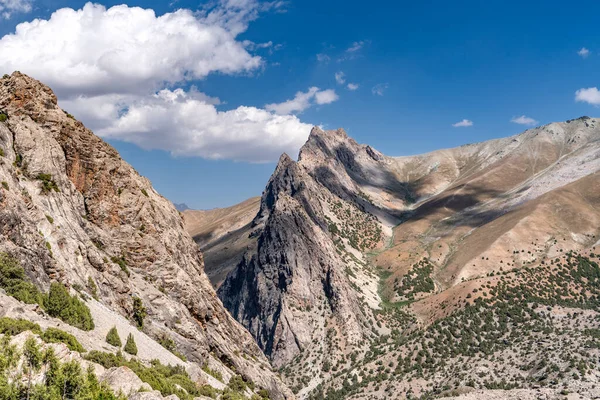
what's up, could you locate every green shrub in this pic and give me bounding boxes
[87,276,99,300]
[106,327,122,347]
[1,181,7,190]
[110,256,129,276]
[41,327,86,353]
[0,113,7,123]
[45,215,54,224]
[0,148,4,157]
[84,351,204,400]
[0,339,124,400]
[124,333,137,355]
[202,365,223,382]
[0,317,41,335]
[36,173,60,194]
[84,350,125,369]
[141,188,148,197]
[157,333,186,361]
[46,283,94,331]
[132,297,147,328]
[0,252,46,306]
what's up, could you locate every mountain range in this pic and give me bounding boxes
[186,116,600,399]
[1,71,600,400]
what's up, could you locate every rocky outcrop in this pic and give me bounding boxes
[218,129,397,374]
[0,72,292,399]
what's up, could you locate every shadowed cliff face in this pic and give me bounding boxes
[0,72,293,399]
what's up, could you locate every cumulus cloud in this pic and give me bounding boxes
[0,1,319,163]
[372,83,388,96]
[335,71,346,84]
[62,89,312,163]
[575,87,600,105]
[0,0,32,19]
[0,2,262,97]
[347,83,359,91]
[315,89,339,105]
[452,119,473,127]
[265,87,338,115]
[578,47,590,58]
[510,115,538,126]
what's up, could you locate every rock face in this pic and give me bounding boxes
[0,72,292,399]
[215,120,600,398]
[218,128,398,376]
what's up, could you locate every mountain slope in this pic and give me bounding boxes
[0,72,292,399]
[214,119,600,398]
[183,197,261,287]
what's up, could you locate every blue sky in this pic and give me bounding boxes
[0,0,599,209]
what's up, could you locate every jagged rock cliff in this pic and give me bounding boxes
[218,128,398,392]
[0,72,292,399]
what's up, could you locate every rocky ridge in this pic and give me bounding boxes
[214,119,600,399]
[0,72,292,399]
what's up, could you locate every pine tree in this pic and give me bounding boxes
[23,337,41,400]
[124,333,137,356]
[106,327,122,347]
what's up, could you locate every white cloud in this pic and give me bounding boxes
[62,88,312,163]
[0,0,32,19]
[0,2,262,97]
[510,115,538,126]
[265,87,338,115]
[578,47,590,58]
[452,119,473,127]
[0,1,319,163]
[575,87,600,105]
[316,53,330,63]
[315,89,339,105]
[347,83,359,91]
[346,41,366,53]
[372,83,388,96]
[335,71,346,84]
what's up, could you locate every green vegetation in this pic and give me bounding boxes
[132,297,147,328]
[326,199,383,251]
[141,188,149,197]
[41,327,85,353]
[0,148,4,157]
[202,364,224,382]
[84,351,216,400]
[87,276,99,300]
[124,333,137,355]
[0,112,7,123]
[0,336,123,400]
[45,215,54,224]
[393,258,435,300]
[110,255,129,276]
[0,253,94,332]
[309,251,600,400]
[35,173,60,194]
[0,318,41,336]
[105,326,122,347]
[1,181,7,190]
[46,283,94,331]
[157,333,186,361]
[0,252,46,306]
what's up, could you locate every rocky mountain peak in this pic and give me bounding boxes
[0,72,293,399]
